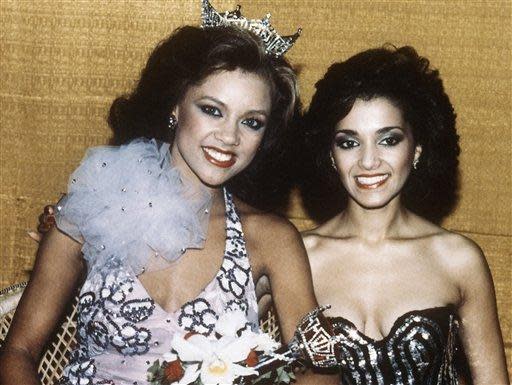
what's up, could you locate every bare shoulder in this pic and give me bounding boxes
[407,213,483,261]
[426,226,489,285]
[301,228,322,252]
[301,216,339,254]
[402,212,488,281]
[234,198,305,264]
[238,201,300,240]
[434,228,484,262]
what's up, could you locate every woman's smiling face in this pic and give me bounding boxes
[171,68,271,188]
[332,97,422,209]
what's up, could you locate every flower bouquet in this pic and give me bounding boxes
[147,310,292,385]
[147,306,337,385]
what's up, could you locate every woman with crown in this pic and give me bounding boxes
[299,46,509,384]
[0,2,329,384]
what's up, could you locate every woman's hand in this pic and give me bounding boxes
[255,274,273,319]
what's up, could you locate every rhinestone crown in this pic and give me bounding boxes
[201,0,301,57]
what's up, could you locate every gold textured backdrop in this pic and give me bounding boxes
[1,0,510,373]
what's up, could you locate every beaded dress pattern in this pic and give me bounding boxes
[331,307,460,385]
[55,139,258,385]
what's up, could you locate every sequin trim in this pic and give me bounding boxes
[331,308,460,385]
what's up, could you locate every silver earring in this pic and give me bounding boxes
[168,114,177,130]
[413,158,419,170]
[330,152,337,170]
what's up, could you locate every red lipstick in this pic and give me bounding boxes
[202,146,236,168]
[355,173,390,189]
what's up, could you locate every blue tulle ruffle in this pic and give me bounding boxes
[55,138,212,275]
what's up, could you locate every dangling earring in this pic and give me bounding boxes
[413,158,419,170]
[330,152,337,170]
[168,114,177,130]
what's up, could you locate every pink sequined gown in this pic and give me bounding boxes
[55,139,258,385]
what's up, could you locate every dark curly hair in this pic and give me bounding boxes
[108,25,301,210]
[300,45,460,223]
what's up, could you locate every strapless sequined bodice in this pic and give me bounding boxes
[330,307,462,385]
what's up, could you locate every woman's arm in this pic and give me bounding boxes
[252,216,317,342]
[247,214,340,384]
[0,228,85,385]
[453,236,509,384]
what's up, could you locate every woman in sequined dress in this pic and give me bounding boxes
[300,46,509,384]
[0,22,320,385]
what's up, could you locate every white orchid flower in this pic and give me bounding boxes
[215,309,248,337]
[251,332,280,354]
[215,310,279,353]
[171,331,258,385]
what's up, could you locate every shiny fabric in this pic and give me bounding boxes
[331,307,461,385]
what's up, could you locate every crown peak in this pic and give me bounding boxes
[200,0,300,57]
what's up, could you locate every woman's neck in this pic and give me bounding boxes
[339,196,410,242]
[209,187,226,213]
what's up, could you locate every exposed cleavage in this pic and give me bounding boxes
[330,305,456,343]
[136,218,226,314]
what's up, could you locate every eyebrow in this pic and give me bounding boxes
[377,126,405,134]
[335,126,405,136]
[199,96,226,108]
[198,96,269,116]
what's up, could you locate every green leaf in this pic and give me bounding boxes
[146,360,165,384]
[147,359,161,375]
[253,371,273,384]
[274,366,296,384]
